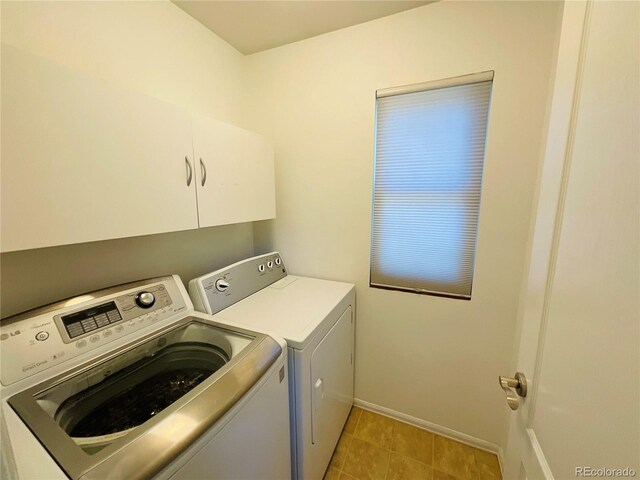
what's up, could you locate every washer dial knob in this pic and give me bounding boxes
[215,279,230,292]
[135,291,155,309]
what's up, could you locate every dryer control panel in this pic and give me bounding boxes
[0,275,189,386]
[189,252,287,315]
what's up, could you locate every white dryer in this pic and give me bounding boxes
[189,252,356,480]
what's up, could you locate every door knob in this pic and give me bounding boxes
[499,372,527,410]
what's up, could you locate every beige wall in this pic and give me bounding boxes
[246,1,562,447]
[0,226,253,318]
[0,1,253,316]
[1,0,245,125]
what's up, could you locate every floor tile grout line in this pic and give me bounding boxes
[339,407,360,478]
[433,430,435,468]
[473,448,481,480]
[383,449,391,480]
[353,407,362,434]
[383,418,397,480]
[342,430,354,474]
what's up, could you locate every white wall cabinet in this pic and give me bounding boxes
[192,114,275,228]
[1,45,275,253]
[1,45,199,252]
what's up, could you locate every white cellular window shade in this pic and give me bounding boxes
[370,72,493,299]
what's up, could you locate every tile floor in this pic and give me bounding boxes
[324,407,502,480]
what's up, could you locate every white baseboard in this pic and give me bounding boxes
[353,397,504,475]
[497,447,506,479]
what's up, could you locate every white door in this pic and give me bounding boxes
[1,45,198,252]
[502,1,639,478]
[192,113,276,228]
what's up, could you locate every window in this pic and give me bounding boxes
[370,72,493,299]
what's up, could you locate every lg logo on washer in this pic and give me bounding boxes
[0,330,21,341]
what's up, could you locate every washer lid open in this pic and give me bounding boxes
[8,317,281,480]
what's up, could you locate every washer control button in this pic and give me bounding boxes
[215,279,230,292]
[267,260,274,269]
[35,331,49,342]
[135,291,156,309]
[275,257,282,266]
[258,264,265,273]
[76,340,87,348]
[89,335,100,343]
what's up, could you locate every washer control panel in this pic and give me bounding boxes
[189,252,286,315]
[54,283,172,343]
[0,276,188,386]
[59,301,122,339]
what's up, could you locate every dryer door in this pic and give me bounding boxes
[310,306,354,451]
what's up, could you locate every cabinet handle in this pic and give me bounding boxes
[185,157,193,186]
[200,158,207,187]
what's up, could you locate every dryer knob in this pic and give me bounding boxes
[135,291,155,309]
[215,279,230,292]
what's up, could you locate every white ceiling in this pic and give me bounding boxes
[173,1,432,55]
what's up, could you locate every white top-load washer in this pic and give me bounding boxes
[0,275,291,480]
[189,252,355,480]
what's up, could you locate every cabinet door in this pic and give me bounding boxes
[192,114,275,228]
[1,45,198,252]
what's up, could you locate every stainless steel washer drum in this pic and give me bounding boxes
[55,342,229,450]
